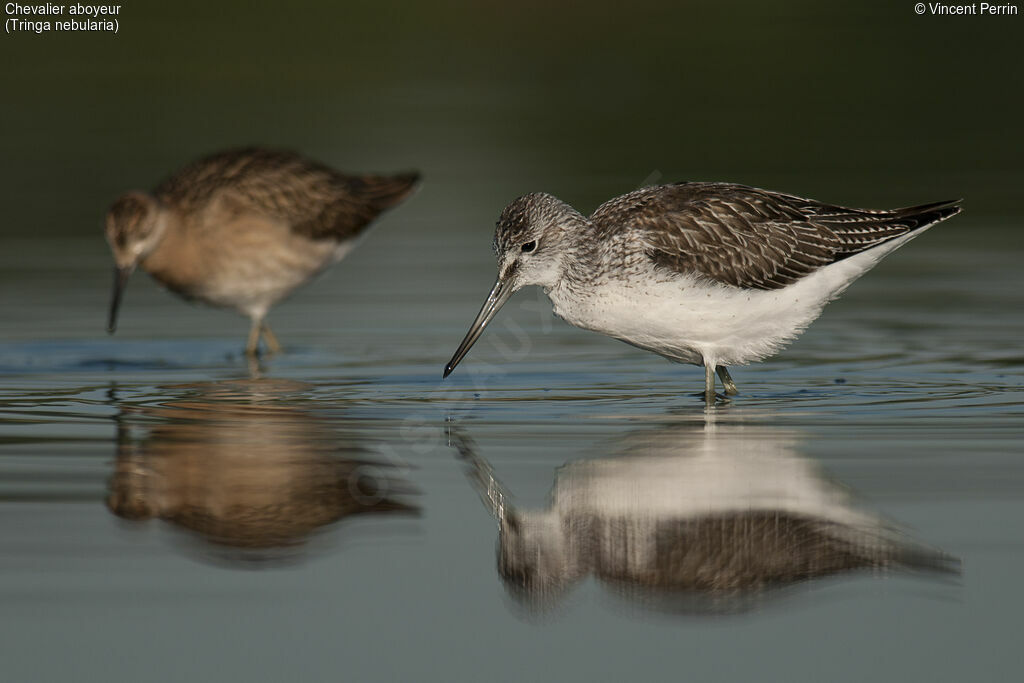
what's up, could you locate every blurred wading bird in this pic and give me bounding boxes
[443,183,960,398]
[104,148,419,355]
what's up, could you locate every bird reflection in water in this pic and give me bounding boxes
[450,419,959,614]
[107,380,418,565]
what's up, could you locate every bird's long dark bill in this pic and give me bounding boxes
[443,278,514,378]
[107,266,132,334]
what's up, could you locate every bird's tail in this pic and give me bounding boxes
[350,171,421,211]
[830,197,962,260]
[891,198,963,231]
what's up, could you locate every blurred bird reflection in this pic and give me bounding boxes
[451,418,959,614]
[107,380,418,565]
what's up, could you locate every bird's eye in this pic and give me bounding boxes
[521,240,537,253]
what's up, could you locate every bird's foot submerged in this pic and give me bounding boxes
[716,366,739,395]
[694,391,733,404]
[261,323,282,355]
[701,364,739,403]
[245,320,283,357]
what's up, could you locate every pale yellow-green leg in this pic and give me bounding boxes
[261,323,282,355]
[716,366,739,395]
[245,319,261,356]
[704,364,716,402]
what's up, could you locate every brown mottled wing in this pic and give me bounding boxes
[590,182,960,290]
[154,148,419,242]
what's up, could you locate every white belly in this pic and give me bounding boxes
[551,275,825,366]
[549,234,920,366]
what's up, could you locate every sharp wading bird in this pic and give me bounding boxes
[443,183,960,399]
[105,148,419,355]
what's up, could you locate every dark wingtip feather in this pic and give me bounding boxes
[896,198,962,231]
[899,198,962,212]
[353,171,421,211]
[898,198,962,218]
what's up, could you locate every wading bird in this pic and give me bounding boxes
[105,148,419,355]
[444,183,960,399]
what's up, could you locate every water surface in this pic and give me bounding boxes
[1,223,1021,682]
[2,2,1023,680]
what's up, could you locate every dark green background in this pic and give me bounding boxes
[1,0,1021,242]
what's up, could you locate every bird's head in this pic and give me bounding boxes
[444,193,586,377]
[491,192,582,290]
[104,192,167,334]
[105,192,166,269]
